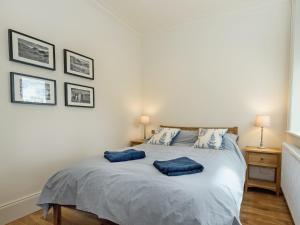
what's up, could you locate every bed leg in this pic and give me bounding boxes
[53,204,61,225]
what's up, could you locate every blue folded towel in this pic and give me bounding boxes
[153,157,204,176]
[104,149,146,162]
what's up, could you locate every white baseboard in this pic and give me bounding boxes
[0,192,41,225]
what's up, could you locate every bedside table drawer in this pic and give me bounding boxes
[248,153,278,166]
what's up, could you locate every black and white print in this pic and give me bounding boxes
[71,88,91,104]
[70,56,90,75]
[10,72,56,105]
[65,83,94,108]
[8,29,55,70]
[64,49,94,79]
[18,38,49,63]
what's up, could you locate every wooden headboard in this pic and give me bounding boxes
[159,125,238,135]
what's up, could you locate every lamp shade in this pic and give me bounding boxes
[140,115,150,125]
[255,115,271,127]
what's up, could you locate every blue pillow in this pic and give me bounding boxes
[221,133,239,150]
[171,130,198,146]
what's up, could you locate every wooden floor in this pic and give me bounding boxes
[241,189,294,225]
[7,189,294,225]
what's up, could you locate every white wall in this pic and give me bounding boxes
[289,0,300,134]
[287,0,300,148]
[0,0,142,223]
[142,0,291,148]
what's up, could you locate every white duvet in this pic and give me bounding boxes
[38,143,246,225]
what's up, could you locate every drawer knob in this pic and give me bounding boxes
[260,158,264,161]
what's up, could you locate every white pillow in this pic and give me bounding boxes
[148,128,180,146]
[194,128,228,150]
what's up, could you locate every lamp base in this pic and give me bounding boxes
[258,127,266,149]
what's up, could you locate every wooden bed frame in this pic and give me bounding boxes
[51,126,238,225]
[52,204,117,225]
[160,125,238,135]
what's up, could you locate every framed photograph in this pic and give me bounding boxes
[64,49,94,80]
[10,72,57,105]
[8,29,55,70]
[64,82,94,108]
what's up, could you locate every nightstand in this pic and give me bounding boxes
[130,139,145,147]
[244,146,282,196]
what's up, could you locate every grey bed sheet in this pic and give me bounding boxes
[38,143,246,225]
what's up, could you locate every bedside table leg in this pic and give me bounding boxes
[245,153,249,193]
[244,179,248,192]
[276,158,281,197]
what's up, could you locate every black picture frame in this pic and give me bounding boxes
[8,29,56,70]
[64,49,94,80]
[10,72,57,105]
[64,82,95,108]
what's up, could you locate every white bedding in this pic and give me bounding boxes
[38,143,246,225]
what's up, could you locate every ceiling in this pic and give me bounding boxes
[96,0,278,33]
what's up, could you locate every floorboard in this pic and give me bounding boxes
[7,189,294,225]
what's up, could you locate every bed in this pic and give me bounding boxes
[38,126,246,225]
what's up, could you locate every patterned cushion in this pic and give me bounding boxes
[193,128,228,150]
[148,128,180,146]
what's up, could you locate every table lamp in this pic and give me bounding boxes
[140,115,150,140]
[255,115,271,149]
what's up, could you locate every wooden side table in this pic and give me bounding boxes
[130,139,145,147]
[244,146,282,196]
